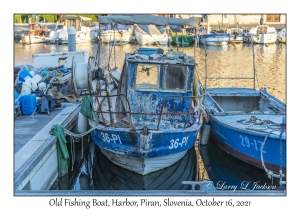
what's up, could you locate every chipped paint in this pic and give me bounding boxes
[138,132,152,155]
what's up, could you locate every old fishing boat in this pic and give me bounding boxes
[85,47,204,175]
[74,15,204,175]
[202,39,286,180]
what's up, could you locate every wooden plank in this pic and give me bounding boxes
[31,104,80,141]
[15,104,80,173]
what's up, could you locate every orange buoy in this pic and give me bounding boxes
[43,44,47,48]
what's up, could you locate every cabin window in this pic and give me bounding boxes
[163,66,187,91]
[82,20,95,27]
[135,64,159,89]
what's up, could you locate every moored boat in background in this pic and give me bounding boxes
[227,28,244,43]
[245,25,277,44]
[134,24,169,45]
[47,15,99,44]
[20,23,51,44]
[100,24,134,44]
[198,32,230,46]
[277,28,286,43]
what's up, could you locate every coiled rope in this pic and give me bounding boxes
[237,116,285,179]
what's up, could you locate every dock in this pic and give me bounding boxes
[14,104,80,190]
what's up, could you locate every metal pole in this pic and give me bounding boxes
[252,36,256,89]
[68,26,76,52]
[194,27,197,58]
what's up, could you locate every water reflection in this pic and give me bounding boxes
[199,140,284,191]
[89,147,196,190]
[14,41,285,102]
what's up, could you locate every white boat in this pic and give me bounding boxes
[100,24,134,44]
[47,15,99,44]
[20,24,51,44]
[134,24,169,45]
[277,28,286,43]
[247,25,277,44]
[227,28,244,43]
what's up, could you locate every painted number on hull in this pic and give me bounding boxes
[101,132,122,144]
[169,137,188,149]
[240,135,265,153]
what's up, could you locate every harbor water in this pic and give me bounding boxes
[14,40,286,190]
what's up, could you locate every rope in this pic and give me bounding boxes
[237,116,285,179]
[260,129,285,179]
[70,135,75,171]
[63,123,102,139]
[237,116,282,131]
[63,123,103,170]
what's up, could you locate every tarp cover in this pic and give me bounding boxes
[98,15,199,28]
[104,24,132,31]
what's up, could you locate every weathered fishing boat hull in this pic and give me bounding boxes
[100,148,187,175]
[90,121,201,175]
[207,114,286,174]
[93,147,197,190]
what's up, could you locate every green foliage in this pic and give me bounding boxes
[38,14,59,23]
[14,14,107,23]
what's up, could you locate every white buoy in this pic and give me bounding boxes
[21,76,32,94]
[74,112,88,134]
[200,122,211,145]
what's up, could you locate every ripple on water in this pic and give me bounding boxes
[14,41,286,102]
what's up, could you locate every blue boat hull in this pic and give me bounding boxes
[89,120,202,175]
[91,123,201,158]
[207,114,286,174]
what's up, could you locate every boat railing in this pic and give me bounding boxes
[91,93,204,131]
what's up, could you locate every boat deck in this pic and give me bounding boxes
[213,114,286,137]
